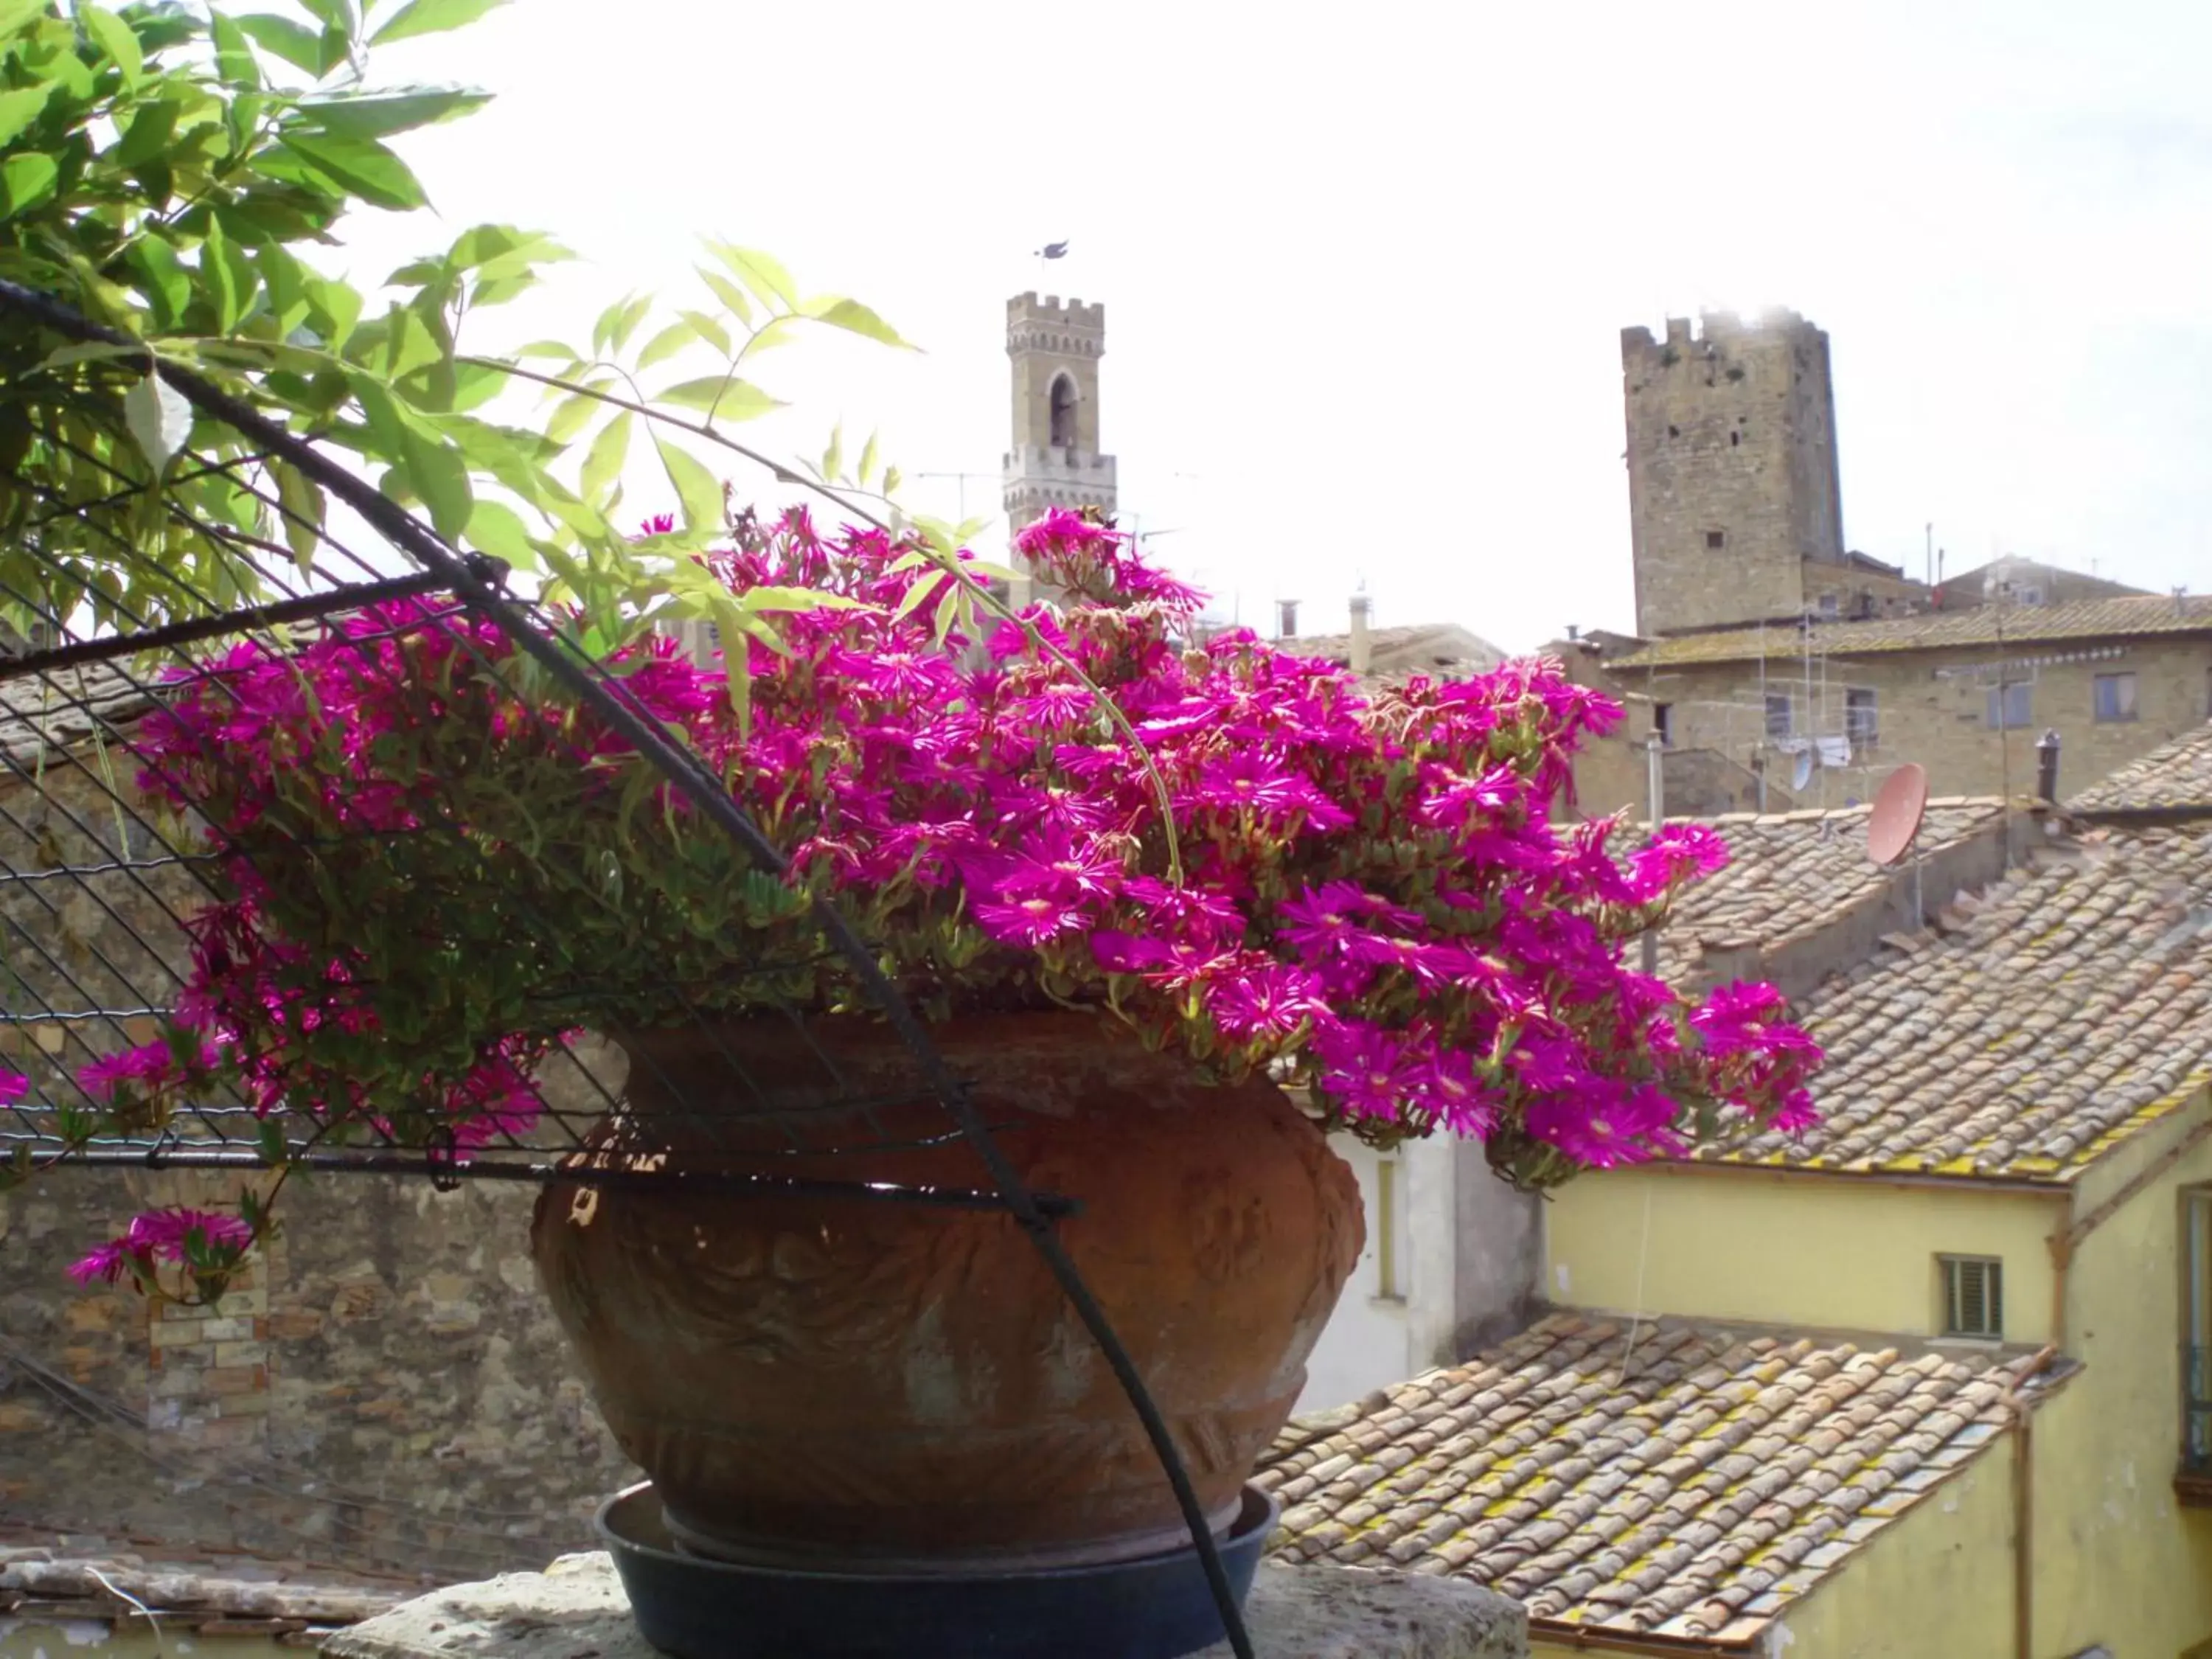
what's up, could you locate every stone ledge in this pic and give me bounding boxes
[321,1554,1527,1659]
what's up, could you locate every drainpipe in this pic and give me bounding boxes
[2034,729,2062,803]
[1348,593,1372,676]
[2004,1343,2060,1659]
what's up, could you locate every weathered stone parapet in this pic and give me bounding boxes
[321,1554,1529,1659]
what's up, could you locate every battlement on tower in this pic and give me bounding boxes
[1621,307,1821,364]
[1009,292,1106,333]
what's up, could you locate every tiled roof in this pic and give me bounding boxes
[1702,822,2212,1180]
[0,659,158,769]
[1610,593,2212,669]
[1280,623,1508,677]
[2067,723,2212,817]
[1256,1313,2068,1649]
[0,1537,410,1639]
[1646,799,2010,983]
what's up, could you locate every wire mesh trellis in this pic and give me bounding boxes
[0,279,1258,1658]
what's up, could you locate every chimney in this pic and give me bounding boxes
[1348,594,1371,675]
[2034,728,2062,802]
[1565,624,1581,642]
[1277,599,1299,640]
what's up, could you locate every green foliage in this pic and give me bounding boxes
[0,0,920,656]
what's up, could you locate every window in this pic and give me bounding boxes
[1374,1157,1401,1302]
[1939,1255,2004,1339]
[1653,703,1674,746]
[1986,681,2034,729]
[1846,687,1878,749]
[2093,672,2138,723]
[1705,529,1726,550]
[2185,1190,2212,1470]
[1048,375,1077,448]
[1764,693,1792,739]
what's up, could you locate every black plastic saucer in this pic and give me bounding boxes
[595,1482,1279,1659]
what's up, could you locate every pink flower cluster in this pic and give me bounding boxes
[63,504,1820,1283]
[66,1206,254,1287]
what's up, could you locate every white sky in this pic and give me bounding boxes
[333,0,2212,650]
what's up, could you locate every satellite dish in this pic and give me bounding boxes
[1868,762,1930,866]
[1790,749,1815,793]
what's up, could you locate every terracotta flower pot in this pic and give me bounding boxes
[529,1011,1362,1571]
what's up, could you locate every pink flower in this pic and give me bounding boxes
[1206,963,1326,1040]
[67,1208,255,1287]
[0,1071,24,1107]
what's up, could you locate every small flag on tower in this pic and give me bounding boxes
[1037,241,1069,259]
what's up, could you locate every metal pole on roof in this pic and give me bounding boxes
[1641,735,1663,976]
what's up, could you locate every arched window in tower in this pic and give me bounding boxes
[1048,375,1078,449]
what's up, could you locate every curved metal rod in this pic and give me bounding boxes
[0,279,1259,1659]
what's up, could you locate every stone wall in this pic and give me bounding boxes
[0,1163,631,1580]
[0,759,633,1579]
[1641,635,2212,804]
[1621,311,1844,638]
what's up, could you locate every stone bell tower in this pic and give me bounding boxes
[1001,292,1118,531]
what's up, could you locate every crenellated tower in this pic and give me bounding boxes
[1002,292,1117,531]
[1621,309,1847,637]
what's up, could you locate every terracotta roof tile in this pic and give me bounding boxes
[1696,822,2212,1179]
[0,658,159,769]
[2068,723,2212,816]
[1256,1314,2064,1645]
[1610,594,2212,669]
[1645,799,2011,982]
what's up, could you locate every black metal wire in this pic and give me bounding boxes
[0,565,473,682]
[0,276,1259,1659]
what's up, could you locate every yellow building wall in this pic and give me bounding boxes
[1544,1166,2066,1343]
[1528,1452,2019,1658]
[2030,1099,2212,1658]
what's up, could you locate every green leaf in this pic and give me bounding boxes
[580,408,630,503]
[633,319,692,372]
[79,4,143,90]
[303,86,491,139]
[306,274,362,349]
[652,375,781,424]
[271,459,327,577]
[208,7,261,88]
[804,296,916,349]
[857,430,879,488]
[276,131,427,210]
[608,294,651,357]
[369,0,509,46]
[735,586,872,613]
[112,98,179,166]
[653,433,721,533]
[544,383,610,446]
[0,0,48,41]
[882,465,902,496]
[676,309,730,356]
[234,13,329,76]
[0,152,58,219]
[892,567,947,622]
[400,427,471,540]
[709,243,796,310]
[589,293,630,358]
[462,497,534,565]
[695,267,752,326]
[201,215,252,333]
[122,373,193,476]
[820,421,843,484]
[0,82,53,148]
